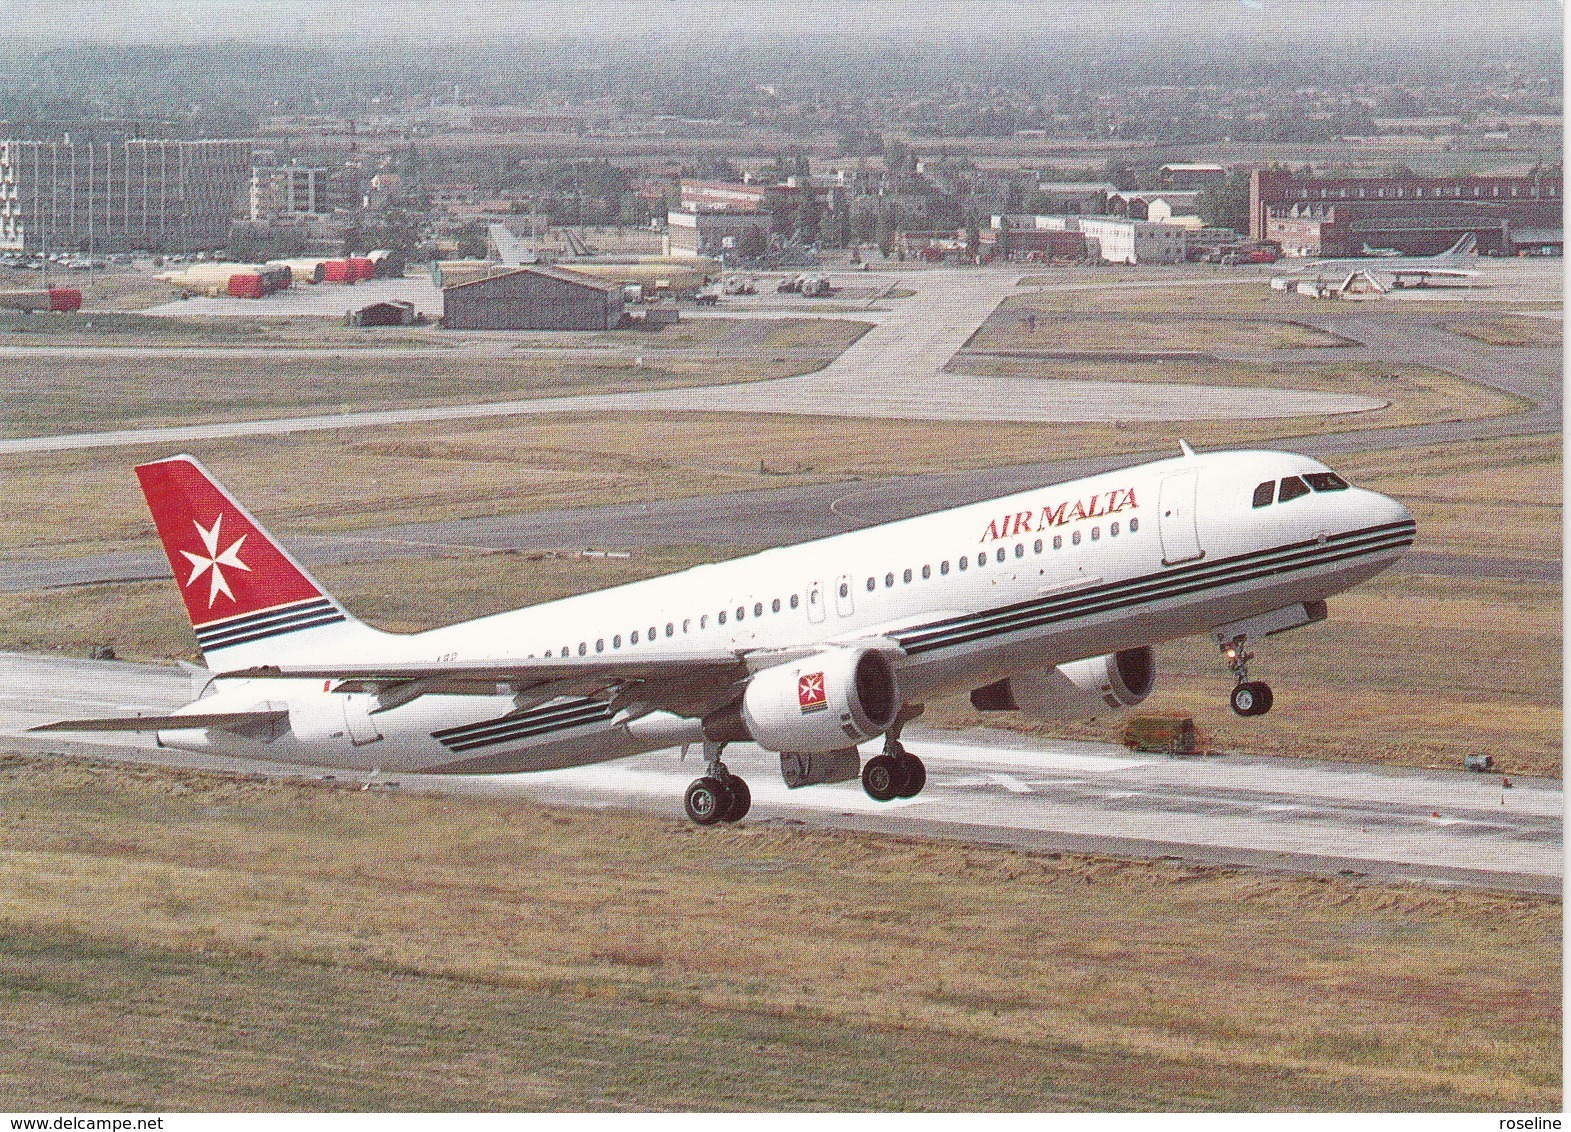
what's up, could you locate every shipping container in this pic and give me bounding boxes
[48,287,83,312]
[321,259,353,283]
[347,256,376,281]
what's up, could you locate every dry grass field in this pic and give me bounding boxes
[0,352,1521,559]
[965,309,1346,353]
[0,754,1558,1111]
[1444,316,1563,348]
[1,319,871,439]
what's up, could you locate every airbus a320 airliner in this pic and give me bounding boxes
[38,447,1414,824]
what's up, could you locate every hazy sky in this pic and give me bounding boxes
[2,1,1561,45]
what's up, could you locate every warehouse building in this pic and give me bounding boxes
[1249,168,1561,256]
[0,136,252,253]
[441,265,624,331]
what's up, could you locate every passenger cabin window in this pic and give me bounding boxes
[996,548,1006,563]
[941,561,949,575]
[866,577,875,592]
[903,568,912,583]
[922,564,931,579]
[790,594,799,609]
[958,557,968,571]
[772,598,781,613]
[885,573,894,588]
[718,611,727,625]
[1071,531,1081,546]
[1129,517,1139,533]
[1252,481,1276,508]
[1305,472,1350,492]
[1278,476,1311,503]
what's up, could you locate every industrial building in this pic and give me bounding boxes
[1030,181,1118,214]
[664,208,773,258]
[978,218,1087,262]
[1108,190,1204,227]
[441,265,624,331]
[1158,163,1227,191]
[0,136,252,253]
[1249,169,1562,256]
[1075,217,1189,264]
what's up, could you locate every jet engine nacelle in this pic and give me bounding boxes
[970,646,1155,721]
[738,647,900,754]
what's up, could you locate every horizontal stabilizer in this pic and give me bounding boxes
[30,710,288,735]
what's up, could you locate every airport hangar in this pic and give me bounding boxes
[440,263,626,331]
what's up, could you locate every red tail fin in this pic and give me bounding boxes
[136,455,326,628]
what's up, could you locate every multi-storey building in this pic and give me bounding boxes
[0,136,252,253]
[1249,168,1561,256]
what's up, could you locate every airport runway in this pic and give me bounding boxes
[0,651,1557,896]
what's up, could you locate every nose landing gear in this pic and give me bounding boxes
[683,739,752,825]
[1221,635,1274,717]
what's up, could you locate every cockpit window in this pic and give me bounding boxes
[1277,475,1310,503]
[1304,472,1350,492]
[1252,481,1275,508]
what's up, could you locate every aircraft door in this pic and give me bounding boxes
[835,573,856,618]
[1157,470,1205,566]
[806,580,827,624]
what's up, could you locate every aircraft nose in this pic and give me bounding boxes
[1362,488,1413,530]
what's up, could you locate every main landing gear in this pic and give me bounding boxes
[684,740,752,826]
[861,721,927,803]
[1220,634,1274,717]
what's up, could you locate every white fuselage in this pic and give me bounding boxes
[167,449,1414,774]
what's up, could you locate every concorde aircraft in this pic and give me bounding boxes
[1280,233,1482,289]
[36,448,1414,824]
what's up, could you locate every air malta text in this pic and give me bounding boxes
[980,488,1138,544]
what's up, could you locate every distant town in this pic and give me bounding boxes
[0,36,1559,322]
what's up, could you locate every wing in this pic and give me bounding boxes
[30,709,288,736]
[225,653,758,719]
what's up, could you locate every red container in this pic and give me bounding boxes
[226,272,265,298]
[347,256,375,281]
[322,259,352,283]
[47,287,83,312]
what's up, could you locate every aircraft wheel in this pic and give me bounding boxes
[1230,681,1272,717]
[862,754,901,802]
[894,754,926,798]
[719,775,751,823]
[684,776,729,825]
